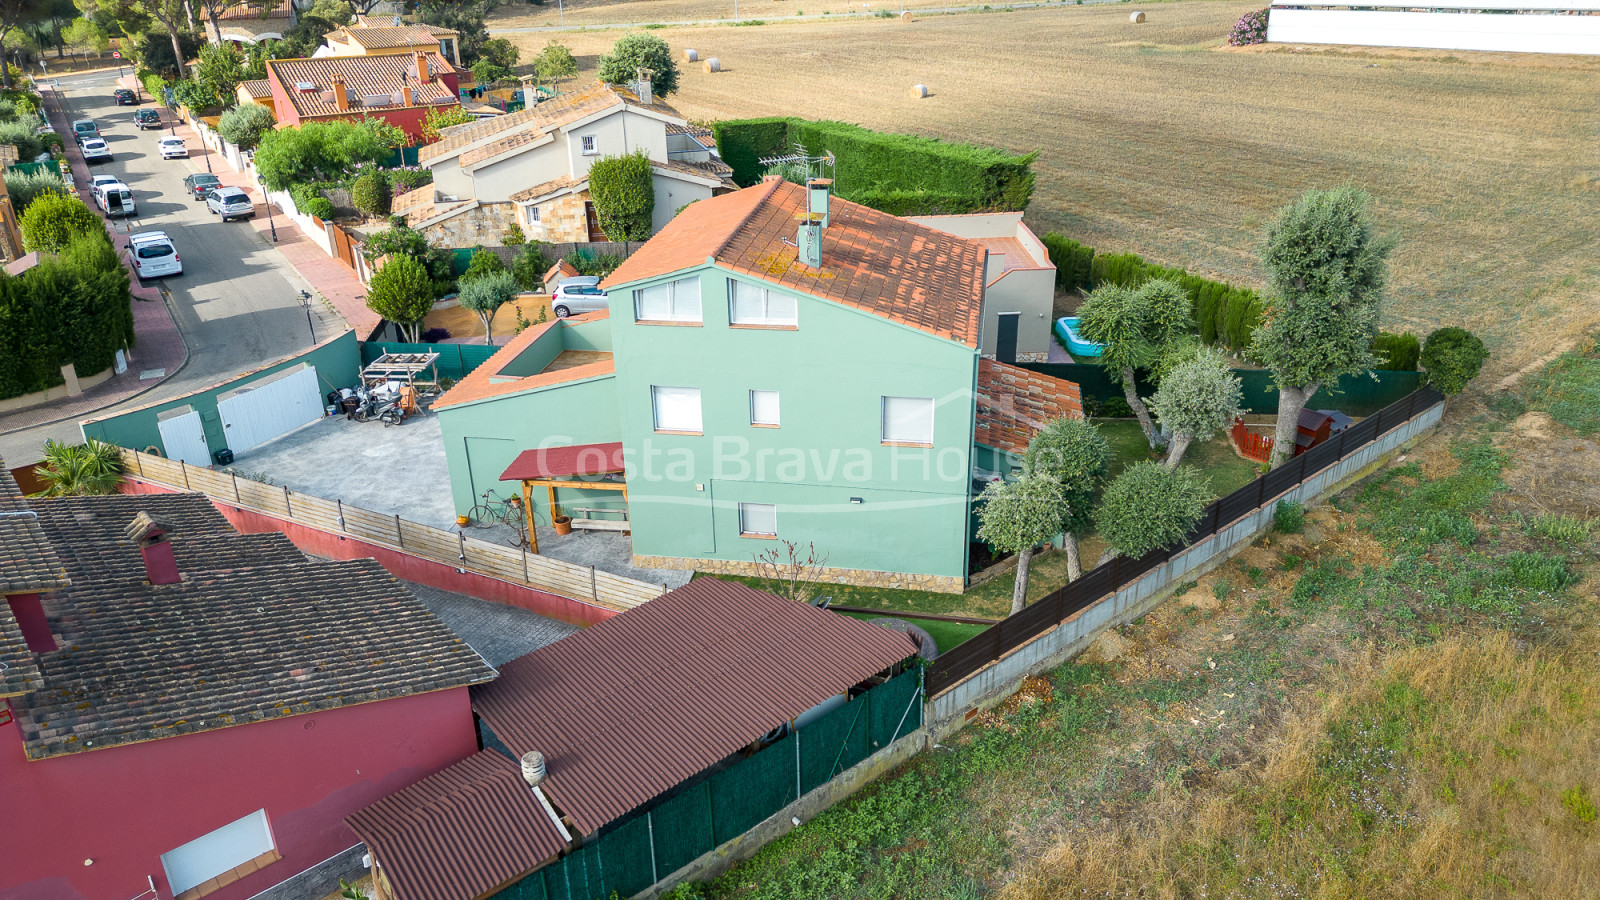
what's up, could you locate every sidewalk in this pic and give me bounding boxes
[0,88,190,438]
[157,103,382,337]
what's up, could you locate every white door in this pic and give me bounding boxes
[156,406,210,466]
[161,809,276,895]
[217,364,323,453]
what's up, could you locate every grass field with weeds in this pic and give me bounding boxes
[668,347,1599,899]
[501,2,1600,377]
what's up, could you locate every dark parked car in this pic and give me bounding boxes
[114,88,139,106]
[134,109,161,129]
[182,172,222,200]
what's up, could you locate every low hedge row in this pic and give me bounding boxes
[0,232,134,401]
[713,117,1036,214]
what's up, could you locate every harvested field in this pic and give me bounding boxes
[500,1,1600,378]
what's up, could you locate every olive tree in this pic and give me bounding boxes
[976,475,1067,615]
[1094,461,1212,561]
[1076,277,1194,448]
[1022,417,1109,580]
[458,270,518,345]
[365,254,436,342]
[216,102,275,152]
[1419,327,1489,396]
[597,32,679,97]
[1254,187,1393,468]
[1147,347,1244,469]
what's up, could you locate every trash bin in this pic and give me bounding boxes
[212,448,234,466]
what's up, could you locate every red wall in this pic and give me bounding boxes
[0,687,476,900]
[122,479,617,628]
[268,70,461,144]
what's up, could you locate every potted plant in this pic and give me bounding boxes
[552,504,572,535]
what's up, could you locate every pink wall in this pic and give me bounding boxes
[121,479,616,628]
[268,71,461,144]
[0,687,477,900]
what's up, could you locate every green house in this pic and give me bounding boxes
[434,179,1083,593]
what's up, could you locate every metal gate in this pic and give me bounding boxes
[156,406,210,466]
[216,364,323,454]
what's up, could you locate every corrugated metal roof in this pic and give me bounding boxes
[499,442,625,481]
[347,751,567,900]
[471,578,918,835]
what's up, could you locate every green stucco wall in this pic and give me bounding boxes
[605,264,978,580]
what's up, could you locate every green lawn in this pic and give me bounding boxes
[836,611,990,655]
[1097,418,1262,497]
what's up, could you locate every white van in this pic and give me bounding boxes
[93,181,136,217]
[128,231,181,279]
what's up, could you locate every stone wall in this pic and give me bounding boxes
[632,554,965,594]
[523,190,593,244]
[418,201,520,248]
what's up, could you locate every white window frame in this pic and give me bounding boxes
[728,279,798,327]
[881,396,935,446]
[523,204,540,226]
[651,385,702,433]
[749,389,780,427]
[738,502,778,537]
[160,809,277,897]
[633,277,703,323]
[581,134,598,156]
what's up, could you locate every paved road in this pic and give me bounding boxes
[490,0,1109,32]
[0,70,345,466]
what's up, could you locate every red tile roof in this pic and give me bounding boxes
[602,180,986,347]
[500,442,625,481]
[267,52,456,120]
[432,312,612,410]
[974,359,1085,454]
[471,578,917,835]
[346,751,567,900]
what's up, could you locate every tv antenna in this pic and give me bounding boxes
[757,145,837,189]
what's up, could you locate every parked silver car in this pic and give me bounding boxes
[550,277,608,318]
[206,186,255,222]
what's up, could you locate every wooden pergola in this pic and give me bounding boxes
[498,442,628,554]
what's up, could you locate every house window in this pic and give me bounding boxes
[729,280,798,327]
[749,390,780,427]
[523,204,540,226]
[739,502,778,537]
[652,385,702,433]
[634,277,702,323]
[881,396,934,445]
[581,135,598,156]
[161,809,279,900]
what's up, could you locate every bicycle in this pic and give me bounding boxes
[466,491,534,548]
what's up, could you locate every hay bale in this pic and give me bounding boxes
[910,83,928,98]
[684,48,699,62]
[703,57,721,73]
[900,10,913,20]
[1129,10,1145,22]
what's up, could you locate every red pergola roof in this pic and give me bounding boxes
[499,442,625,481]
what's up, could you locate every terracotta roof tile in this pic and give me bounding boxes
[333,24,457,49]
[420,83,676,165]
[433,312,612,410]
[974,359,1085,454]
[603,181,987,346]
[239,79,273,100]
[267,53,456,120]
[459,128,548,167]
[508,174,581,203]
[0,463,69,596]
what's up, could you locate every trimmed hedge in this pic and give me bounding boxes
[1371,330,1421,371]
[1040,233,1093,293]
[0,232,134,401]
[714,117,1036,214]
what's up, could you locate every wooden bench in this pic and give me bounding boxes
[569,507,629,533]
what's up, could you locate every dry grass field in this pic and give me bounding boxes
[499,1,1600,378]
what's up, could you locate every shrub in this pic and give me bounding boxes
[254,118,404,191]
[4,168,66,214]
[0,119,41,161]
[1094,461,1214,558]
[141,73,169,102]
[366,254,437,342]
[304,196,335,221]
[502,222,526,246]
[0,231,132,400]
[564,251,624,278]
[1274,500,1305,534]
[1228,8,1270,46]
[1419,326,1489,395]
[216,102,276,151]
[1371,330,1421,371]
[1040,233,1094,293]
[460,247,507,283]
[20,192,101,254]
[421,106,477,144]
[597,32,680,97]
[511,242,549,291]
[587,150,654,241]
[350,170,392,218]
[388,168,433,190]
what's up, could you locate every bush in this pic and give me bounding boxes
[1274,500,1305,534]
[0,231,132,400]
[0,119,41,161]
[503,222,526,246]
[1040,233,1094,293]
[4,168,67,214]
[304,196,335,220]
[389,168,433,190]
[19,192,101,254]
[216,103,276,152]
[1228,8,1270,46]
[565,251,624,278]
[254,118,405,191]
[142,73,169,102]
[1371,330,1421,371]
[460,247,507,283]
[1420,327,1489,395]
[350,170,392,218]
[1094,461,1214,559]
[587,150,655,241]
[511,242,549,291]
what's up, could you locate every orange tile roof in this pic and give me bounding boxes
[434,311,613,410]
[459,128,547,167]
[267,53,456,120]
[509,174,582,203]
[974,359,1085,454]
[603,180,987,347]
[335,24,457,49]
[420,83,678,165]
[239,79,273,100]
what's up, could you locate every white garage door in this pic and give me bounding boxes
[217,364,323,453]
[161,809,276,895]
[156,406,210,467]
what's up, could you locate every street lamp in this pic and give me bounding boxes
[265,189,278,242]
[298,290,316,344]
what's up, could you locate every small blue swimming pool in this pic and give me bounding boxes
[1054,317,1105,357]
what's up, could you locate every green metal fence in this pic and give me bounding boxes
[1020,363,1421,417]
[491,668,923,900]
[360,341,501,381]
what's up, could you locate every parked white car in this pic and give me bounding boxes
[93,181,136,218]
[157,137,188,160]
[80,138,113,162]
[89,174,121,190]
[206,186,255,222]
[127,231,181,279]
[550,277,608,318]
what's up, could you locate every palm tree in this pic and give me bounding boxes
[32,439,124,497]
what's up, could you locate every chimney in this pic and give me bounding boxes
[126,512,180,586]
[415,50,432,84]
[331,73,349,111]
[401,83,414,107]
[634,67,652,106]
[521,750,547,786]
[796,213,823,269]
[6,593,56,653]
[807,178,832,228]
